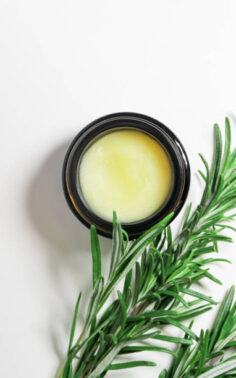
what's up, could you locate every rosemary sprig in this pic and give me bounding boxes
[159,285,236,378]
[59,118,236,378]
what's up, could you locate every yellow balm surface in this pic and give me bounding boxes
[79,130,173,223]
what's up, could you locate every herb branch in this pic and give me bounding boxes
[59,118,236,378]
[160,285,236,378]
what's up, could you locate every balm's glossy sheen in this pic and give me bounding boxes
[78,130,173,222]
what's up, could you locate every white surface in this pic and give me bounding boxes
[0,1,236,377]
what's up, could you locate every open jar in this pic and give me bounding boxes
[62,112,190,238]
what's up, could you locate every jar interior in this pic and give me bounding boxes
[76,127,175,224]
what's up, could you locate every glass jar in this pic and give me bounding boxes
[62,112,190,238]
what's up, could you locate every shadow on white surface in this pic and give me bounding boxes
[229,113,236,126]
[26,140,111,376]
[27,141,90,251]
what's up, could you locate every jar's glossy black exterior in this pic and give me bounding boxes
[62,112,190,238]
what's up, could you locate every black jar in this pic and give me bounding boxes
[62,112,190,238]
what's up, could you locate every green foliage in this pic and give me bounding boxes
[90,225,101,288]
[59,118,236,378]
[160,286,236,378]
[108,360,157,370]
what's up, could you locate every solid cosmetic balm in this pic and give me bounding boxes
[78,130,173,223]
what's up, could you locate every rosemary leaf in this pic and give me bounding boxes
[90,225,102,288]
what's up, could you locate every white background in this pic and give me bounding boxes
[1,1,236,377]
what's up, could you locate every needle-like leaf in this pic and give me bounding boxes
[67,292,82,353]
[90,225,102,288]
[108,360,156,370]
